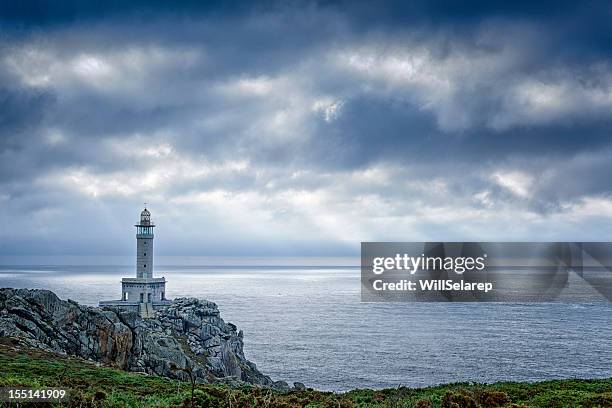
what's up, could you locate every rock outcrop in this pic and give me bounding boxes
[0,288,277,388]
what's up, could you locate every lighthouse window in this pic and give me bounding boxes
[144,253,146,256]
[144,264,146,268]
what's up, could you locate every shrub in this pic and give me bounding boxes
[441,390,477,408]
[475,389,509,407]
[415,399,434,408]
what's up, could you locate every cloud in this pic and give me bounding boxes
[333,32,612,131]
[2,1,612,256]
[490,171,534,198]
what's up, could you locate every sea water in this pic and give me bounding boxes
[0,259,610,391]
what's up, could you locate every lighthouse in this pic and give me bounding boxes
[100,206,171,317]
[136,207,154,279]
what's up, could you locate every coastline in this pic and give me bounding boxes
[1,287,610,406]
[1,282,610,392]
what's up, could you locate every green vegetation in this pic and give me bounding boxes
[0,342,610,407]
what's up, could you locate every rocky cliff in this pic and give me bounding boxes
[0,288,284,389]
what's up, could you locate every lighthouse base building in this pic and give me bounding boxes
[100,207,171,318]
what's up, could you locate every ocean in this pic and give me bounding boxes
[1,258,610,391]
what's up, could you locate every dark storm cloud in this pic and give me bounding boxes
[315,95,612,166]
[0,86,53,150]
[2,0,612,256]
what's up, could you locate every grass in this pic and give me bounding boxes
[0,340,610,407]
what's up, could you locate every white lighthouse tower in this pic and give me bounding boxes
[135,207,154,279]
[100,206,171,317]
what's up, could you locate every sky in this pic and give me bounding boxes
[1,1,612,257]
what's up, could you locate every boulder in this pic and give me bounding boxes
[0,288,274,387]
